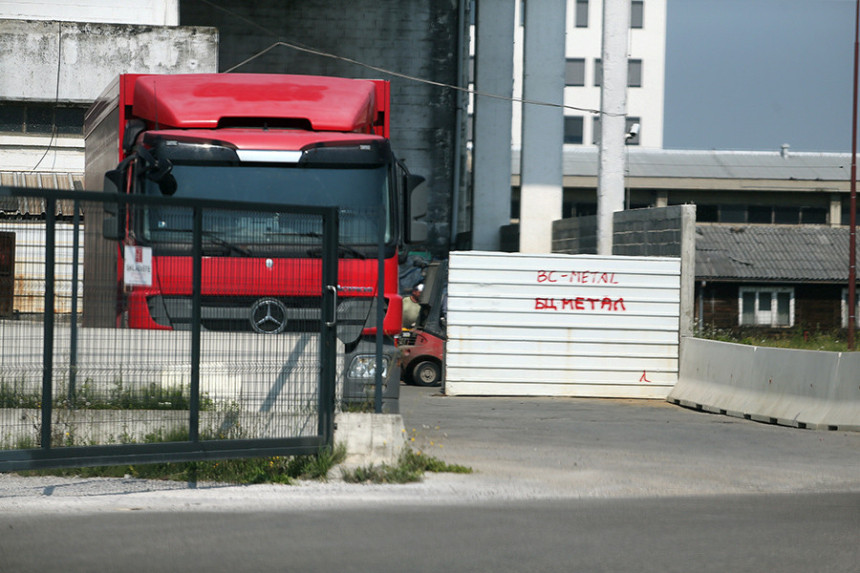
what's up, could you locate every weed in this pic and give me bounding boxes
[700,326,853,352]
[340,447,472,484]
[15,444,348,485]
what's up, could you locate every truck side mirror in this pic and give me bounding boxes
[405,173,427,244]
[102,170,123,240]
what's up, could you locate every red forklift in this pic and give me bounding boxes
[398,260,447,386]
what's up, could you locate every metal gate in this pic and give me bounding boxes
[0,186,340,471]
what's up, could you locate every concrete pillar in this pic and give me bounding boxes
[596,0,630,255]
[830,194,842,227]
[471,0,516,251]
[518,0,566,253]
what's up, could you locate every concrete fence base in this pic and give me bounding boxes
[668,337,860,431]
[333,412,407,467]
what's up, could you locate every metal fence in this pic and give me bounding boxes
[0,185,348,471]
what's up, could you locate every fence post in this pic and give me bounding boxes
[41,199,56,449]
[68,200,81,404]
[189,206,203,442]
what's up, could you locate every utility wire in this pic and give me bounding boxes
[32,21,62,171]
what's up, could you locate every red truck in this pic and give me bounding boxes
[83,73,426,412]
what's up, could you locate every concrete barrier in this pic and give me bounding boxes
[668,337,860,431]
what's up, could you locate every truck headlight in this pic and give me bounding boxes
[347,355,390,379]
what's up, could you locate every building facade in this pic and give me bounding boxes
[511,0,666,149]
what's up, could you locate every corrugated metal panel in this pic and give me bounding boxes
[0,173,84,215]
[0,221,85,314]
[445,251,681,399]
[696,224,855,282]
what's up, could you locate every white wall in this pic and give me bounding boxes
[0,0,179,25]
[511,0,666,149]
[0,19,218,103]
[445,251,681,398]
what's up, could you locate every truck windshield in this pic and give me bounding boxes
[140,163,391,253]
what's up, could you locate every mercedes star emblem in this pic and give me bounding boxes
[250,298,288,334]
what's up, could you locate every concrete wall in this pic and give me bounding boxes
[0,19,217,103]
[0,1,179,25]
[180,0,463,256]
[669,337,860,431]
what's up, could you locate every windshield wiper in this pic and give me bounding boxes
[148,227,252,256]
[297,232,367,260]
[202,231,252,257]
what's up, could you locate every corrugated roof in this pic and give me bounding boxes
[0,172,84,216]
[695,224,857,282]
[512,148,851,182]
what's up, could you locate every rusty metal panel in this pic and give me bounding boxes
[445,251,681,399]
[1,221,84,315]
[0,232,13,317]
[0,172,83,215]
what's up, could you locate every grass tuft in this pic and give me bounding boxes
[340,448,472,484]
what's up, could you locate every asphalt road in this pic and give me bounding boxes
[1,385,858,572]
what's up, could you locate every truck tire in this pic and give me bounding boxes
[412,360,441,387]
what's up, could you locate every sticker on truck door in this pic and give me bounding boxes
[123,245,153,287]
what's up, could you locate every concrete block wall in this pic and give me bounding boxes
[180,0,462,256]
[613,206,689,257]
[552,215,598,255]
[553,205,696,335]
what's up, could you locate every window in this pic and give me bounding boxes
[575,0,589,28]
[628,59,642,88]
[594,59,642,87]
[841,199,859,226]
[693,205,829,225]
[720,205,746,223]
[696,205,718,222]
[0,104,25,132]
[801,207,827,225]
[740,287,794,327]
[774,206,799,225]
[574,202,597,217]
[565,58,586,87]
[631,0,644,29]
[0,103,86,135]
[564,116,584,144]
[842,288,860,329]
[748,206,772,224]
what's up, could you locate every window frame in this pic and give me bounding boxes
[738,287,795,328]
